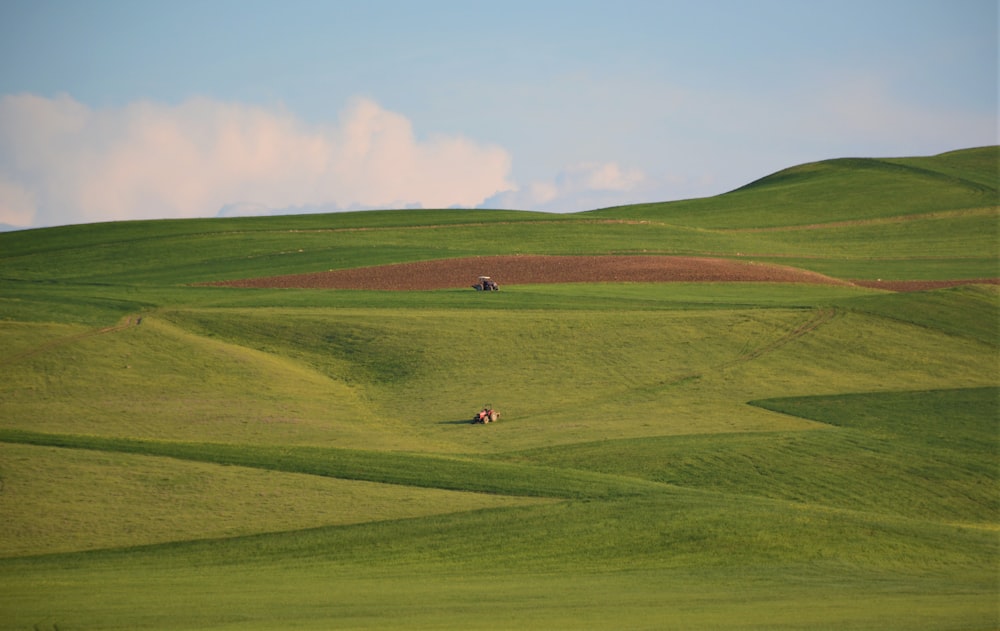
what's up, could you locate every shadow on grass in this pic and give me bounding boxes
[439,418,477,425]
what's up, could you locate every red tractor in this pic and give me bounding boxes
[472,405,500,424]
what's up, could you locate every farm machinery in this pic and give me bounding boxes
[472,405,500,424]
[473,276,499,291]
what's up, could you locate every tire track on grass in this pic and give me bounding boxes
[531,308,841,417]
[655,308,840,388]
[727,307,840,366]
[0,315,142,367]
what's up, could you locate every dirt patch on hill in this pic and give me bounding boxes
[211,255,863,290]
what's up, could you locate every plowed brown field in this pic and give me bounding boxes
[210,255,860,290]
[209,255,998,291]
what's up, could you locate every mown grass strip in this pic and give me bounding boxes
[839,284,1000,346]
[0,429,659,499]
[748,386,1000,452]
[498,387,999,524]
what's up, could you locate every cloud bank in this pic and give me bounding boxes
[0,95,516,228]
[483,161,647,213]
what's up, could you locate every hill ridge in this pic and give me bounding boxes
[732,148,998,196]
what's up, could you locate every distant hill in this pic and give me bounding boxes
[0,147,995,286]
[585,146,998,229]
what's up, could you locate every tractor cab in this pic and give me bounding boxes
[474,276,499,291]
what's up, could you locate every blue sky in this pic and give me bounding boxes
[0,0,996,229]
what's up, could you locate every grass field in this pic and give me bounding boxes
[0,147,997,629]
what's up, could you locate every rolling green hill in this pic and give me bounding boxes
[586,145,998,227]
[0,147,996,630]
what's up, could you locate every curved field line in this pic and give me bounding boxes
[277,218,650,233]
[719,207,998,233]
[0,315,142,367]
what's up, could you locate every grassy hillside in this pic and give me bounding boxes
[0,148,996,630]
[586,146,998,227]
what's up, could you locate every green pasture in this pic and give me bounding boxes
[2,207,994,283]
[0,148,997,629]
[0,441,550,558]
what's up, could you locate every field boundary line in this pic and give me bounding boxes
[0,429,666,500]
[719,206,998,233]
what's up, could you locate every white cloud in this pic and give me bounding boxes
[0,95,514,228]
[563,162,645,192]
[485,161,647,212]
[0,175,36,227]
[215,201,274,218]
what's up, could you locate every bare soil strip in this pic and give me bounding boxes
[211,255,859,290]
[209,255,997,292]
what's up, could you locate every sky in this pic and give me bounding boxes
[0,0,996,230]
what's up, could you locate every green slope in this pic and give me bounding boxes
[498,387,999,525]
[0,441,550,558]
[0,147,996,630]
[586,146,999,228]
